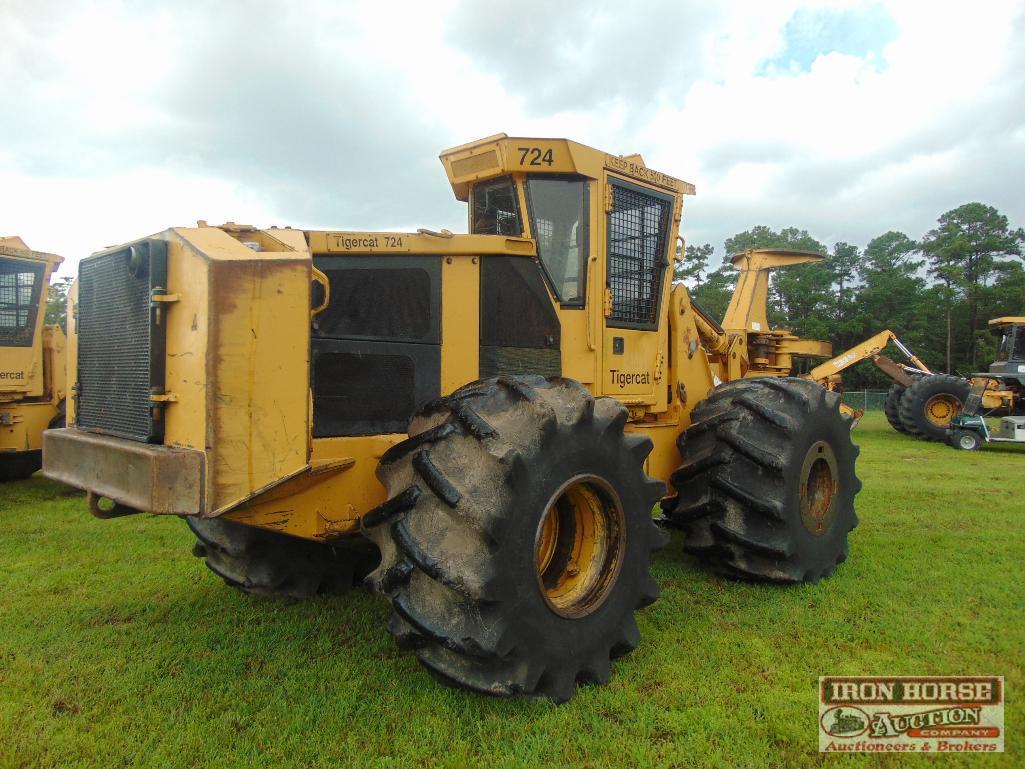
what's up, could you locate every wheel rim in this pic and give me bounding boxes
[925,394,961,427]
[534,476,625,618]
[800,441,840,537]
[959,433,977,450]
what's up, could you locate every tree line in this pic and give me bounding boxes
[676,202,1025,389]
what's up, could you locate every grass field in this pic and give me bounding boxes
[1,412,1022,768]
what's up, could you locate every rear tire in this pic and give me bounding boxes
[187,517,378,600]
[884,383,910,434]
[662,378,860,583]
[362,376,667,703]
[899,374,970,442]
[0,451,42,482]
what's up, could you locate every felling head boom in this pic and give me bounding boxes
[689,248,833,381]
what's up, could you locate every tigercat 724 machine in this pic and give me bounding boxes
[0,237,65,481]
[44,134,860,702]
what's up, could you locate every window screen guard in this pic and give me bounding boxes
[606,179,673,329]
[0,258,45,347]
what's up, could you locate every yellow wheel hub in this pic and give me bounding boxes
[800,441,839,536]
[534,477,625,618]
[925,394,961,427]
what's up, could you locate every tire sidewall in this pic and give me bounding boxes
[490,434,652,661]
[903,376,970,441]
[781,397,858,572]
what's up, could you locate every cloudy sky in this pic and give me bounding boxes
[2,0,1024,275]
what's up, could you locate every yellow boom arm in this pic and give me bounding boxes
[722,249,824,333]
[806,329,931,386]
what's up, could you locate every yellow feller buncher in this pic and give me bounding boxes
[1,237,66,481]
[44,135,860,702]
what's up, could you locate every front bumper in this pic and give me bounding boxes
[43,428,204,514]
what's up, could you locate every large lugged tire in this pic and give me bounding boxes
[362,376,667,703]
[898,374,971,442]
[0,451,42,482]
[884,383,910,434]
[662,377,860,583]
[187,517,378,600]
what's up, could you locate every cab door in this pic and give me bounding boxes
[599,176,674,404]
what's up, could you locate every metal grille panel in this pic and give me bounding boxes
[313,349,426,437]
[607,183,671,327]
[0,258,44,347]
[76,249,154,441]
[479,347,561,379]
[312,256,440,343]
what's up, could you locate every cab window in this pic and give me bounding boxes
[1013,327,1025,361]
[471,177,521,236]
[525,178,588,306]
[0,258,45,347]
[996,332,1010,361]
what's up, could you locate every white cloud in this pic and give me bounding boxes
[1,0,1023,275]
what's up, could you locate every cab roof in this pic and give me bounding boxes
[439,133,695,202]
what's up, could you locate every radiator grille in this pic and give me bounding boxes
[313,350,420,436]
[607,182,671,327]
[76,244,163,442]
[480,347,561,379]
[314,267,433,341]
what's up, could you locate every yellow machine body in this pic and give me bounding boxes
[0,238,65,474]
[46,135,838,539]
[977,316,1025,410]
[701,248,833,381]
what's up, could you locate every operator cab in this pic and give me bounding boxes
[989,317,1025,379]
[471,175,589,307]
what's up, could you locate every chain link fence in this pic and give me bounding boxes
[841,390,890,411]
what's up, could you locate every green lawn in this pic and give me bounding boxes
[2,412,1022,769]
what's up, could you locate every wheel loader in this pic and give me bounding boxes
[43,134,860,702]
[0,237,66,481]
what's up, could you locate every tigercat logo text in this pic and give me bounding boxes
[0,371,26,380]
[609,369,651,388]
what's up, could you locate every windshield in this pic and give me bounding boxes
[471,177,521,236]
[1014,327,1025,361]
[525,177,587,305]
[0,257,45,347]
[995,332,1010,361]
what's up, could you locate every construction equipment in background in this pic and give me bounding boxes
[0,237,65,481]
[43,134,860,703]
[797,328,932,428]
[947,317,1025,450]
[882,317,1023,442]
